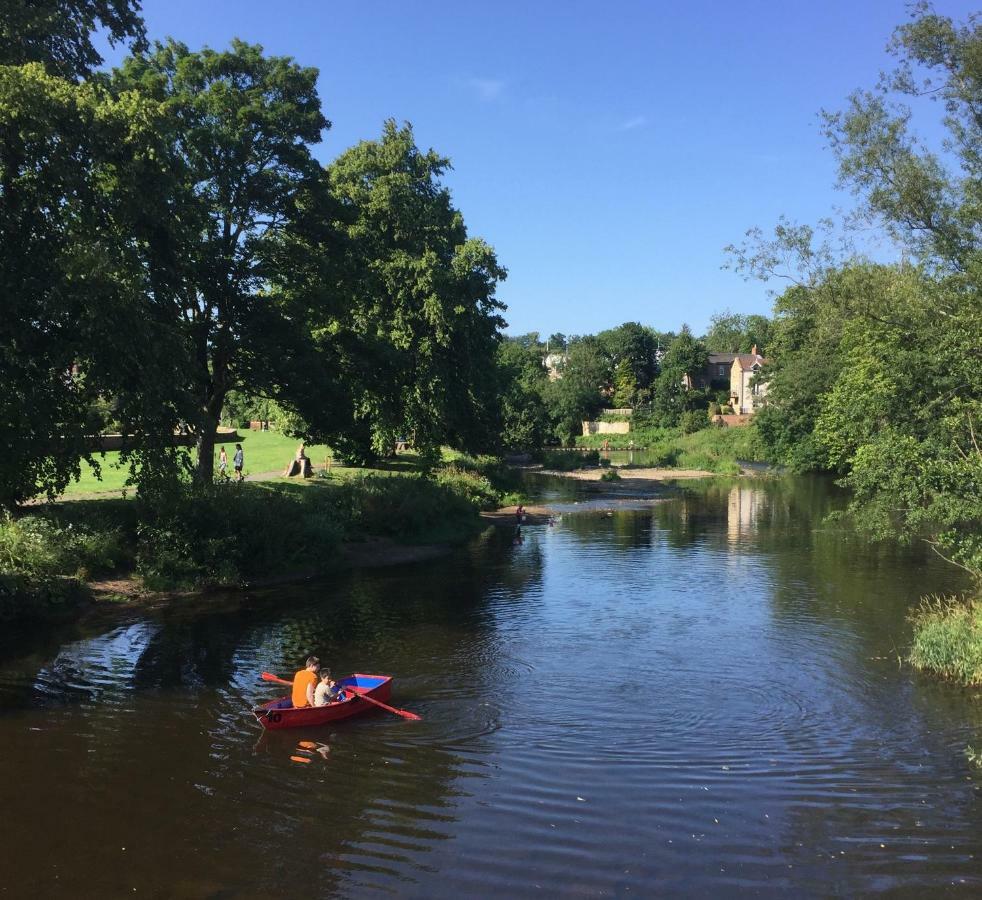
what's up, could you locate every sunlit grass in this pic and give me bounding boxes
[909,595,982,684]
[61,431,335,496]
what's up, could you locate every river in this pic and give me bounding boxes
[1,477,980,897]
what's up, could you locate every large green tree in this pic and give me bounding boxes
[108,40,333,480]
[704,311,772,354]
[0,63,184,507]
[650,326,709,426]
[496,339,550,451]
[542,337,608,443]
[595,322,660,405]
[319,120,506,462]
[731,5,982,578]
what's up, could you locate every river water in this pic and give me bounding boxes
[2,477,981,898]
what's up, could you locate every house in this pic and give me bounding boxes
[705,353,739,391]
[544,352,566,381]
[730,346,768,414]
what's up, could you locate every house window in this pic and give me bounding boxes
[717,365,726,378]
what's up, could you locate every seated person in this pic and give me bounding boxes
[314,669,343,706]
[291,656,320,708]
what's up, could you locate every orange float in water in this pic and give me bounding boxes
[290,755,312,764]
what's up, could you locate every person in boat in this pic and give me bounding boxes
[291,656,320,708]
[314,669,342,706]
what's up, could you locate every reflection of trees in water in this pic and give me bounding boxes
[556,509,656,551]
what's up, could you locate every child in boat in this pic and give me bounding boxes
[291,656,320,708]
[314,669,342,706]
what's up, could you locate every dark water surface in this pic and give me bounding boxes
[2,478,981,898]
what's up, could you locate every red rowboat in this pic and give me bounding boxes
[253,673,393,730]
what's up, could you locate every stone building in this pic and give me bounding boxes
[730,346,768,415]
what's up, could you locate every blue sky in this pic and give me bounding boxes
[104,0,974,337]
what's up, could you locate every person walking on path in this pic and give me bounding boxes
[233,443,244,482]
[218,446,228,481]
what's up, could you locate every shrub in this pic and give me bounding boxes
[0,514,62,578]
[909,595,982,684]
[0,573,89,622]
[135,483,344,589]
[680,409,709,435]
[599,469,621,482]
[339,473,479,539]
[434,466,501,510]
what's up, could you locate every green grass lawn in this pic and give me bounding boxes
[61,431,336,496]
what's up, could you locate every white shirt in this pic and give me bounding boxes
[314,682,337,706]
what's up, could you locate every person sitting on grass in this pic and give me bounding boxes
[314,669,343,706]
[291,656,320,708]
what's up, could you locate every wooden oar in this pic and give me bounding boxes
[260,672,421,721]
[345,684,422,721]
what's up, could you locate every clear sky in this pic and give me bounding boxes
[104,0,975,337]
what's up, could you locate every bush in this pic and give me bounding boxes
[0,573,90,623]
[135,483,344,589]
[680,409,710,435]
[0,514,62,578]
[600,469,621,482]
[338,473,480,540]
[433,465,501,510]
[909,595,982,684]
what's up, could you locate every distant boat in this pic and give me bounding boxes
[254,673,393,730]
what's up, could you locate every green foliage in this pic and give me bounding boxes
[0,63,187,508]
[595,322,660,404]
[650,326,709,426]
[319,120,507,461]
[107,39,334,481]
[704,311,773,354]
[0,514,62,578]
[496,340,550,450]
[909,596,982,685]
[679,409,709,435]
[334,474,483,542]
[0,0,146,78]
[133,482,344,589]
[599,468,622,482]
[542,338,608,443]
[0,574,89,623]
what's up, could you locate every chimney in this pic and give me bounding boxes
[751,344,758,356]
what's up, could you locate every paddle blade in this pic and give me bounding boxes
[261,672,292,686]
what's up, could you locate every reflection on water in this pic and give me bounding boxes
[1,477,981,897]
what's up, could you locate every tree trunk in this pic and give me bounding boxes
[194,409,220,483]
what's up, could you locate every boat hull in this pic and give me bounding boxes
[253,673,393,730]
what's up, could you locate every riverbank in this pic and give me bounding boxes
[1,466,506,622]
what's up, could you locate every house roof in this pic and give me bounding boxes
[708,353,739,364]
[735,353,767,371]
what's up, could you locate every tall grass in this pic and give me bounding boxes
[909,595,982,684]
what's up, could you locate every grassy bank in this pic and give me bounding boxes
[61,431,335,495]
[909,595,982,684]
[574,424,768,475]
[3,457,513,620]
